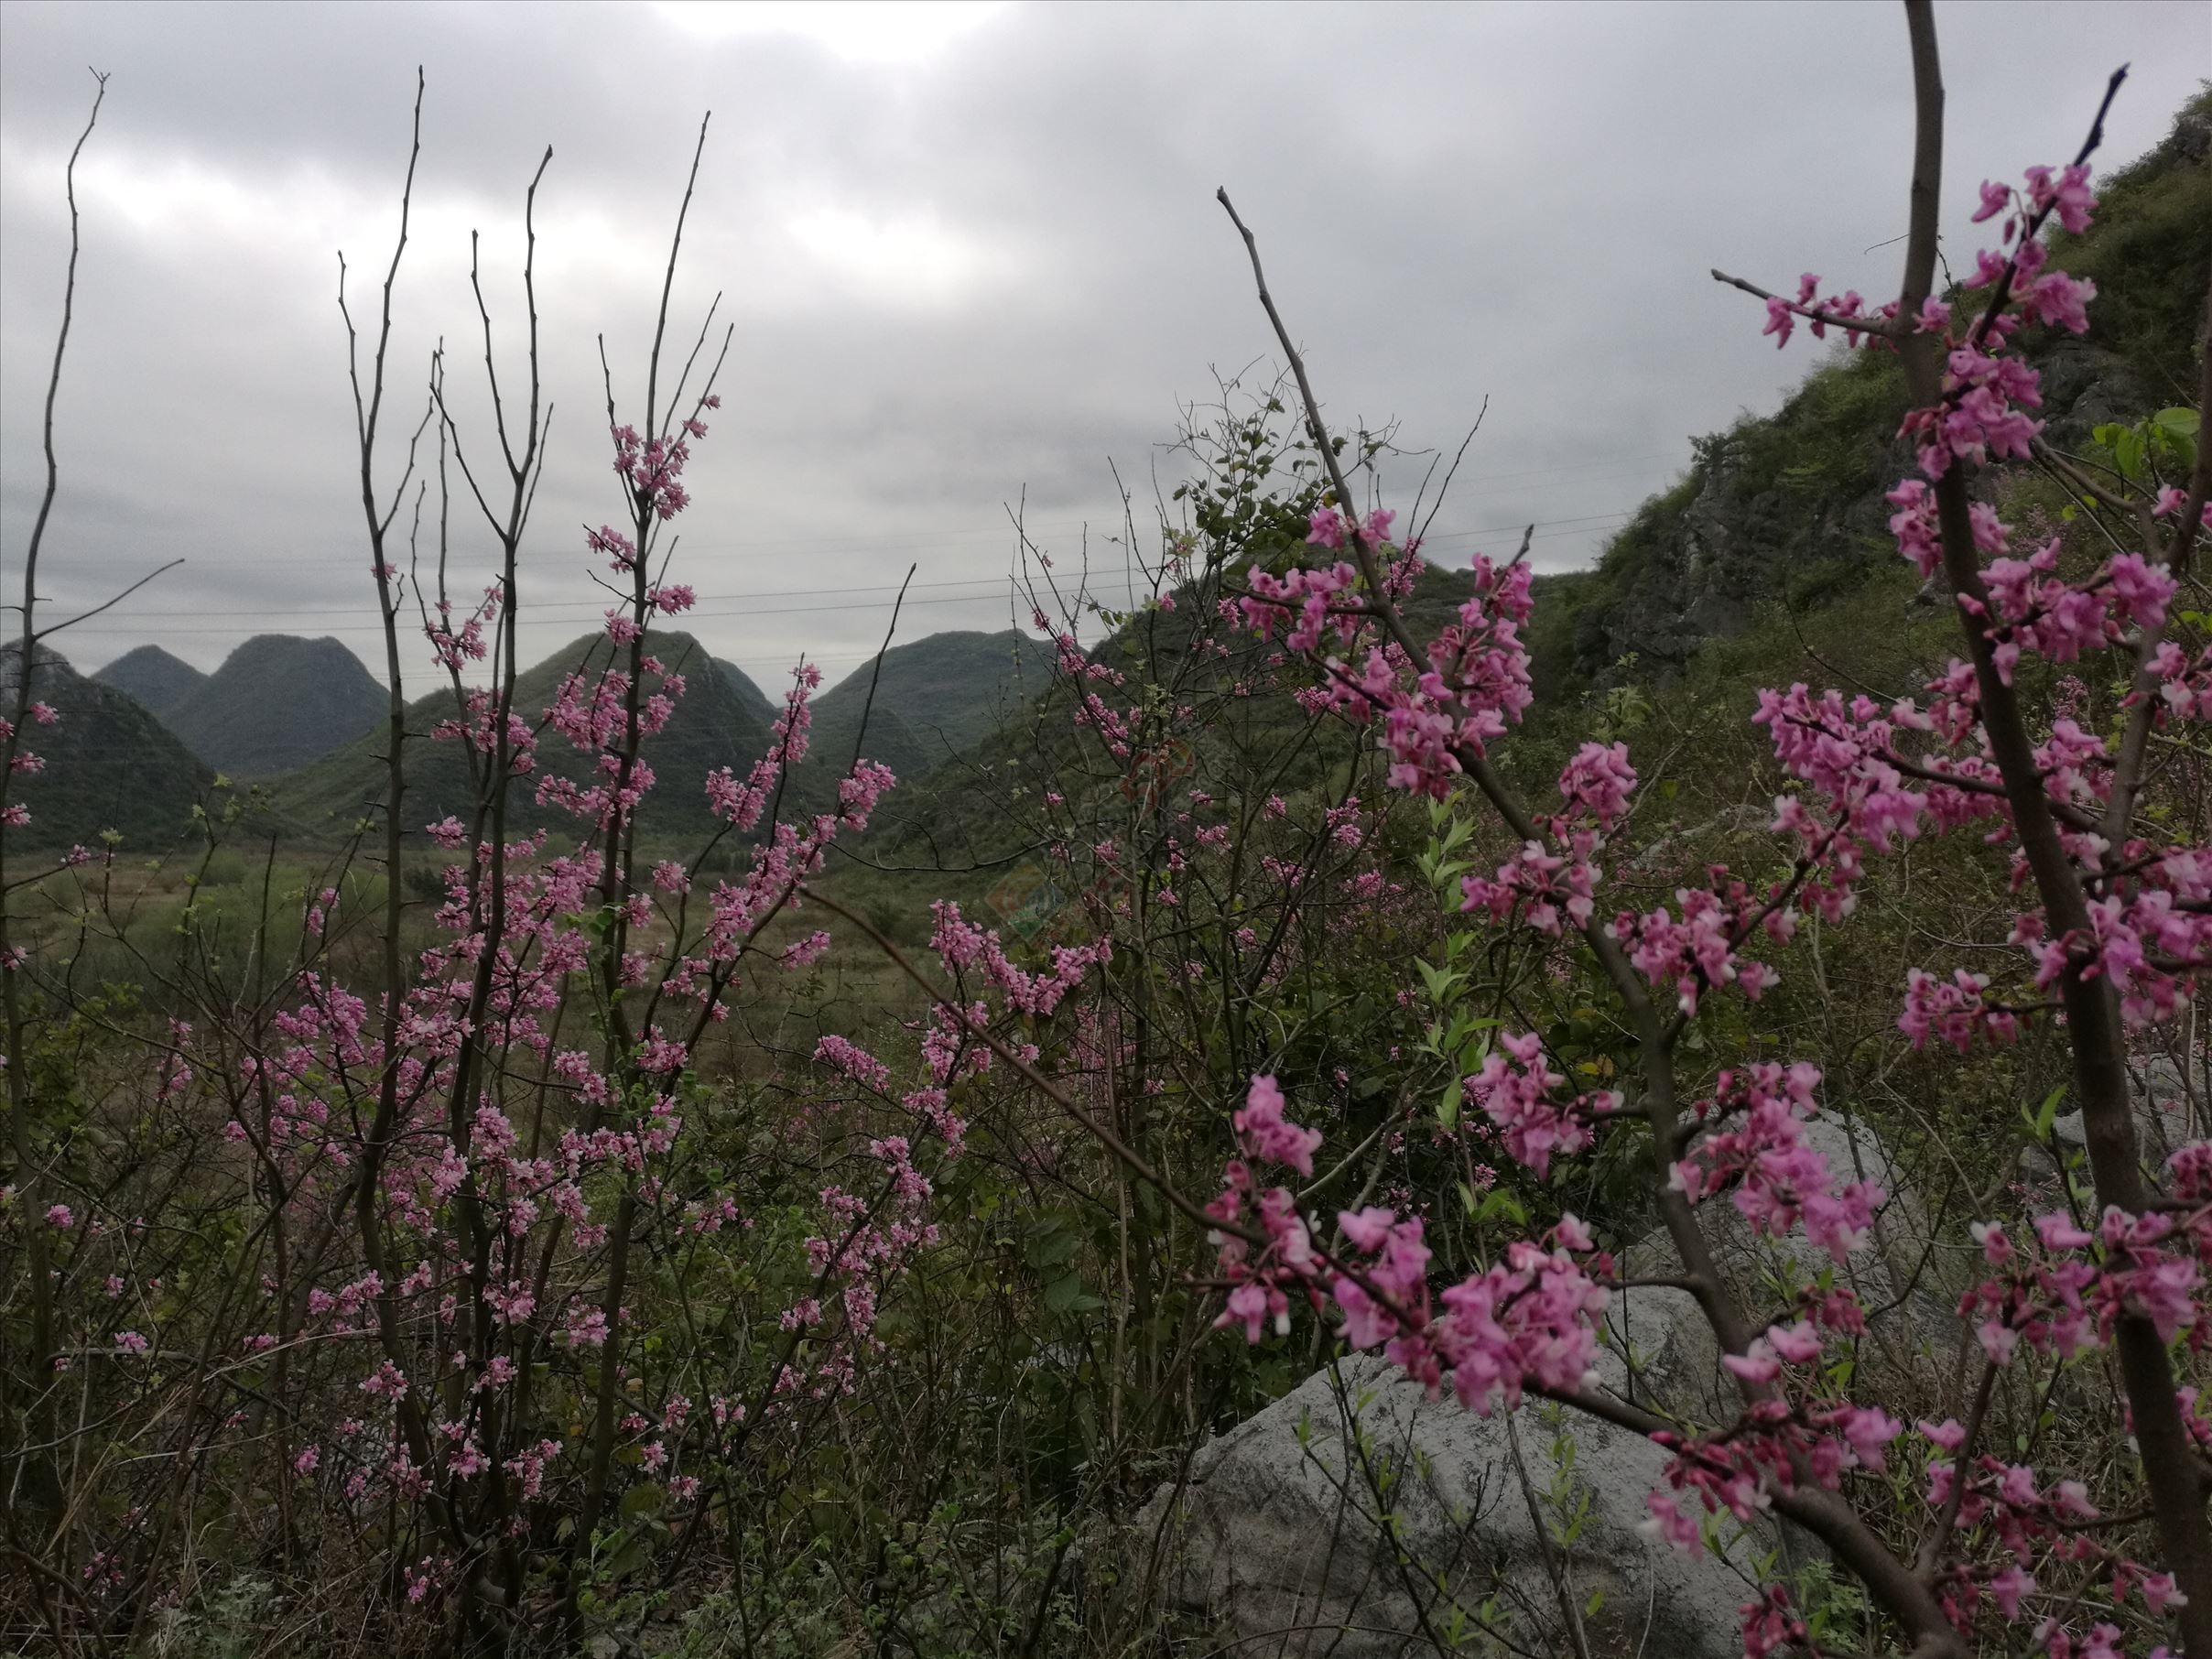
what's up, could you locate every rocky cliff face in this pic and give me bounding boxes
[1571,335,2171,687]
[1567,94,2208,689]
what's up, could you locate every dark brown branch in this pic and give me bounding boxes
[1890,6,2212,1643]
[3,64,108,1546]
[31,558,185,643]
[1708,269,1901,340]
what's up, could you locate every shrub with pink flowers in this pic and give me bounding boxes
[4,11,2209,1659]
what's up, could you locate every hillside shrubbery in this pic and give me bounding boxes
[3,24,2209,1659]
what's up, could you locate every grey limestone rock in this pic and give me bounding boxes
[1143,1111,1945,1656]
[1143,1355,1760,1659]
[2048,1052,2204,1170]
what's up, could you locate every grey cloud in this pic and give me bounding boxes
[3,0,2205,688]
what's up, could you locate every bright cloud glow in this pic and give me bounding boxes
[786,206,997,308]
[650,2,1005,63]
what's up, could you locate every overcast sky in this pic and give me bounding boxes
[1,1,2205,692]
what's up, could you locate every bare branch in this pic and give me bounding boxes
[31,558,185,643]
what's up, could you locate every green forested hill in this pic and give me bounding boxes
[92,644,207,718]
[271,627,1058,847]
[871,561,1484,875]
[818,629,1055,762]
[161,634,387,776]
[1545,87,2209,695]
[712,657,779,727]
[2,645,214,852]
[787,628,1055,808]
[274,629,775,843]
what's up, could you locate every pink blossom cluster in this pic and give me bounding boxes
[1332,1208,1610,1417]
[1908,1413,2190,1639]
[1668,1062,1884,1263]
[1645,1300,1904,1567]
[609,393,717,520]
[1759,270,1883,352]
[1466,1029,1614,1179]
[1962,1190,2207,1367]
[1327,556,1537,798]
[1241,558,1362,654]
[426,584,499,672]
[927,901,1111,1018]
[1303,504,1396,553]
[1610,876,1786,1018]
[1209,1074,1615,1417]
[1898,967,2021,1053]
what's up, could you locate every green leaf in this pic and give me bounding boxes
[2022,1082,2066,1142]
[603,1534,655,1580]
[1437,1075,1462,1131]
[620,1481,664,1521]
[1477,1188,1527,1227]
[1045,1273,1101,1315]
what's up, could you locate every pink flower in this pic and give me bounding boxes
[1469,1029,1593,1177]
[1640,1490,1705,1553]
[564,1306,610,1349]
[1219,1281,1274,1342]
[1832,1404,1903,1469]
[2106,551,2176,630]
[1721,1342,1781,1385]
[2033,1211,2093,1251]
[1918,1416,1967,1452]
[2025,161,2096,234]
[1333,1278,1395,1350]
[44,1204,73,1230]
[1339,1206,1396,1252]
[1306,506,1346,549]
[1762,296,1795,349]
[1988,1563,2034,1620]
[1234,1075,1321,1176]
[2141,1572,2187,1615]
[1764,1320,1822,1365]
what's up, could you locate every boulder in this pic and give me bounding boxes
[1610,1109,1948,1426]
[2049,1054,2203,1170]
[1142,1354,1760,1658]
[1143,1109,1942,1656]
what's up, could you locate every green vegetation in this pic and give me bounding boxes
[2,643,213,851]
[2050,85,2212,402]
[1545,87,2208,694]
[91,643,207,717]
[6,77,2207,1659]
[159,633,387,776]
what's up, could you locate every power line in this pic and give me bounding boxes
[13,453,1687,585]
[39,507,1643,628]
